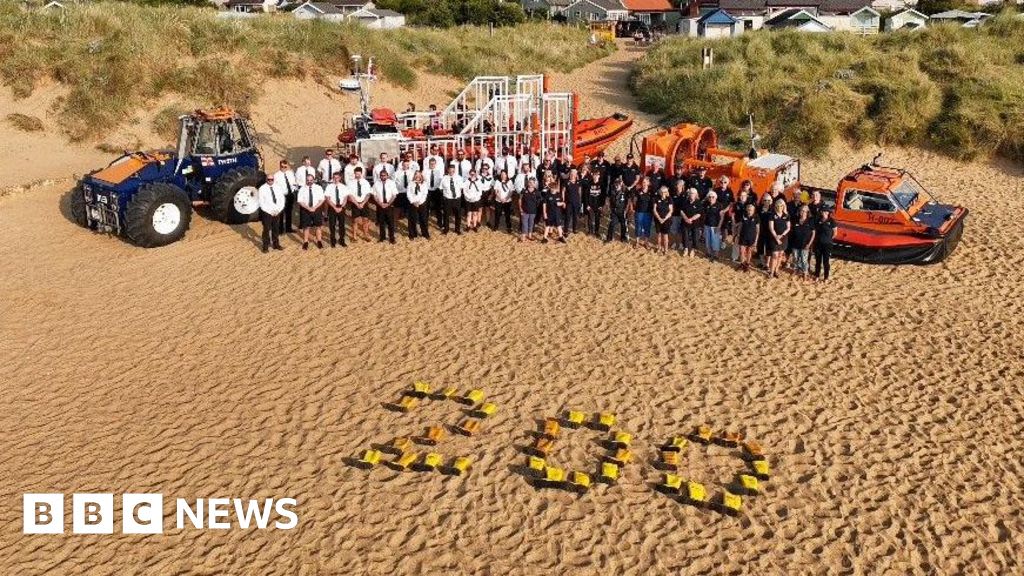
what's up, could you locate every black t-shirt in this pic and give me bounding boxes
[703,203,722,228]
[521,190,540,214]
[714,188,734,210]
[739,212,759,243]
[543,189,562,213]
[585,180,605,208]
[634,191,654,214]
[816,218,836,246]
[771,214,790,236]
[621,165,641,189]
[654,198,672,219]
[610,188,630,212]
[687,176,713,199]
[680,197,701,221]
[564,181,581,204]
[790,220,814,249]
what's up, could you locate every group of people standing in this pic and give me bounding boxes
[256,146,838,281]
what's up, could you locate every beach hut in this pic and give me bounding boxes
[815,0,877,33]
[929,9,991,28]
[622,0,680,29]
[564,0,630,23]
[883,8,927,31]
[847,5,880,34]
[764,8,833,31]
[690,8,743,37]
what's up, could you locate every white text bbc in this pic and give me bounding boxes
[23,494,298,534]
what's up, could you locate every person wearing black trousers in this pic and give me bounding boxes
[405,171,430,240]
[439,164,465,235]
[563,168,582,237]
[605,179,631,243]
[584,170,605,237]
[257,173,285,253]
[814,208,836,282]
[372,170,399,244]
[492,170,515,233]
[273,160,298,234]
[423,156,445,229]
[324,172,348,248]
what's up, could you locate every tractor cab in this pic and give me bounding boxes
[72,107,266,247]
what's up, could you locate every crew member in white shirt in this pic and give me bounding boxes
[348,167,373,242]
[295,156,317,190]
[258,173,285,253]
[372,152,395,183]
[372,170,399,243]
[424,144,445,177]
[463,169,485,232]
[401,151,420,173]
[494,147,518,179]
[439,164,465,235]
[513,159,532,194]
[324,172,349,248]
[492,169,516,233]
[394,158,417,217]
[423,156,445,229]
[478,164,495,231]
[451,149,472,180]
[273,159,298,234]
[475,149,494,175]
[518,145,540,175]
[343,153,365,185]
[405,171,430,240]
[297,173,325,250]
[317,149,342,185]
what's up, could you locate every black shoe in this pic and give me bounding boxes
[261,246,269,253]
[390,239,396,244]
[302,242,309,250]
[340,242,346,247]
[316,241,323,249]
[541,238,549,244]
[558,237,567,244]
[286,228,295,233]
[330,241,336,248]
[424,235,430,240]
[273,244,283,251]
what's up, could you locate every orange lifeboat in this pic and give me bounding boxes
[573,113,633,163]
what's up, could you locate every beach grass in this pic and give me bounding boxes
[0,1,610,141]
[631,14,1024,162]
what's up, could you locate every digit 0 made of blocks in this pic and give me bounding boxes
[524,410,627,493]
[353,382,497,477]
[654,424,772,516]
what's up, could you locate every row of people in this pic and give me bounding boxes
[257,148,838,281]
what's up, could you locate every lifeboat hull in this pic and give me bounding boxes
[833,209,967,265]
[573,113,632,163]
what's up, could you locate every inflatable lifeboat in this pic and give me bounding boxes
[573,113,633,163]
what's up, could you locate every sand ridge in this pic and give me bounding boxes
[2,43,1024,575]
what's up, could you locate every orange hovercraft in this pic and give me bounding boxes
[336,57,631,165]
[635,123,967,265]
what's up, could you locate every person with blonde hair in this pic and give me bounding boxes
[767,198,790,278]
[653,186,673,254]
[702,190,723,260]
[679,187,701,257]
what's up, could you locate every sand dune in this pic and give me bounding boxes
[2,44,1024,575]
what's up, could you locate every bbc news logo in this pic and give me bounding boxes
[23,494,298,534]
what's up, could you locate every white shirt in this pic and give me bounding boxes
[520,154,540,173]
[464,178,484,203]
[372,180,399,205]
[273,169,297,196]
[348,178,372,205]
[372,161,395,183]
[494,155,518,177]
[513,172,531,193]
[451,158,472,179]
[440,174,465,200]
[424,154,445,173]
[422,166,444,190]
[324,182,349,208]
[493,179,515,203]
[295,164,317,185]
[475,156,494,174]
[394,167,418,193]
[403,159,421,173]
[297,183,325,210]
[406,181,429,206]
[317,158,342,182]
[343,161,365,184]
[478,175,494,193]
[258,183,286,215]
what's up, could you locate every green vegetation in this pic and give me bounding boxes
[632,15,1024,162]
[0,1,608,141]
[5,113,45,132]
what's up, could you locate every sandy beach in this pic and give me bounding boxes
[2,44,1024,575]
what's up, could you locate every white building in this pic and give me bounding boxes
[349,7,406,28]
[884,7,928,31]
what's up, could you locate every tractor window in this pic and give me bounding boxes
[844,190,895,212]
[192,120,252,157]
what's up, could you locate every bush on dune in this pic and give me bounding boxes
[0,1,608,141]
[632,14,1024,163]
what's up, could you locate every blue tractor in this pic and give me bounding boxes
[70,108,265,247]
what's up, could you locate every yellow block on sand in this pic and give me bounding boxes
[566,411,586,427]
[391,437,412,453]
[664,436,688,452]
[395,451,418,470]
[609,448,632,465]
[718,430,742,446]
[478,402,498,417]
[695,425,713,443]
[597,413,616,429]
[751,459,771,479]
[398,396,418,412]
[661,473,682,492]
[423,453,443,469]
[412,381,431,395]
[459,418,481,435]
[528,456,546,472]
[425,425,446,444]
[440,386,458,399]
[543,418,561,438]
[687,481,706,503]
[359,449,382,467]
[533,436,555,455]
[465,389,485,404]
[722,491,742,513]
[601,462,619,482]
[744,440,765,457]
[613,431,632,447]
[570,471,591,489]
[660,450,680,467]
[452,457,472,475]
[739,474,759,494]
[545,466,566,483]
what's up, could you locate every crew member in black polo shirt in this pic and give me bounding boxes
[679,187,702,257]
[584,170,606,237]
[814,208,836,282]
[563,168,582,237]
[687,166,713,200]
[621,154,641,194]
[605,179,631,243]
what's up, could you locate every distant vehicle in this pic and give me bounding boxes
[70,108,264,247]
[636,123,968,265]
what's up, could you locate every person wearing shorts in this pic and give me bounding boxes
[653,186,673,254]
[632,178,654,248]
[768,198,791,278]
[541,179,566,243]
[297,173,325,250]
[737,202,759,271]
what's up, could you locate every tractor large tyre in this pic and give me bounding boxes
[125,182,192,248]
[211,167,263,224]
[69,183,94,229]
